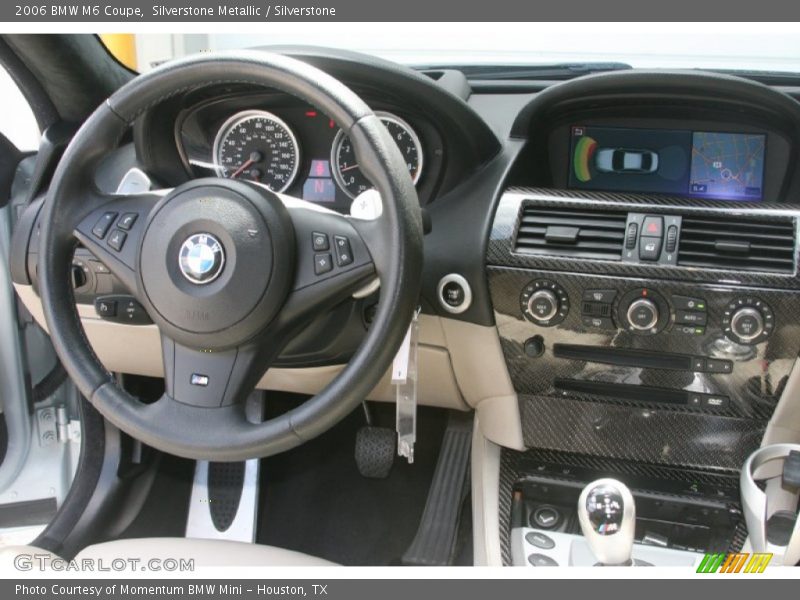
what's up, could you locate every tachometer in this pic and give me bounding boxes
[213,110,300,192]
[332,112,423,199]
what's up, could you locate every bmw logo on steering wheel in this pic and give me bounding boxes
[179,233,226,284]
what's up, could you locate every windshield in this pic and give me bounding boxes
[114,24,800,74]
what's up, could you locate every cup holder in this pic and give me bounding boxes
[740,443,800,566]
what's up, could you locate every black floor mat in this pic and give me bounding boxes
[114,398,469,566]
[257,403,449,565]
[117,453,195,539]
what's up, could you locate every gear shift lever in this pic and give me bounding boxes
[578,478,636,565]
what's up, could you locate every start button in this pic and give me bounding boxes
[437,274,472,314]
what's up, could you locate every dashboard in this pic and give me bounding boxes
[12,51,800,566]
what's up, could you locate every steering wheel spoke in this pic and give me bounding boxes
[73,191,163,296]
[160,333,281,408]
[277,197,377,325]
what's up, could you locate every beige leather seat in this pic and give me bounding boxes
[1,538,336,568]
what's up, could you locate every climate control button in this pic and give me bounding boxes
[520,280,569,327]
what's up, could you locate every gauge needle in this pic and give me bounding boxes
[339,163,360,172]
[230,158,255,178]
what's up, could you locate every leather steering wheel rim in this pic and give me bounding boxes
[37,51,423,460]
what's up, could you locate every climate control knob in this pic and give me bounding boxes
[617,288,668,334]
[723,298,774,345]
[626,298,659,331]
[528,290,559,322]
[730,308,765,342]
[520,280,570,327]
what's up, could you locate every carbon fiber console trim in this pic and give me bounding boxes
[490,267,799,425]
[498,448,746,566]
[488,188,800,288]
[518,395,763,470]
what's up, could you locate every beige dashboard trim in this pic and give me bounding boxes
[14,284,480,411]
[762,358,800,446]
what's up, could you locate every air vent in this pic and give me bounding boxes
[514,205,628,260]
[677,215,796,274]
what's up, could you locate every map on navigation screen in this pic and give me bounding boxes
[688,132,766,200]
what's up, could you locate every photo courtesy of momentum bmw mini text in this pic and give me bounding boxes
[0,1,799,598]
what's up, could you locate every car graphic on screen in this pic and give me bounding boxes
[595,148,659,174]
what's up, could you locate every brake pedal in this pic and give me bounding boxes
[355,426,396,479]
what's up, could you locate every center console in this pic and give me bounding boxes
[487,187,800,564]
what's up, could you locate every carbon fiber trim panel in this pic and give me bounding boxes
[498,450,516,566]
[490,267,799,423]
[488,188,800,288]
[519,395,764,470]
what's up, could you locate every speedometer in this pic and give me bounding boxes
[331,112,423,199]
[213,110,300,192]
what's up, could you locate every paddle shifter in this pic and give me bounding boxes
[578,478,636,566]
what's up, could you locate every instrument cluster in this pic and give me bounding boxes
[178,97,437,214]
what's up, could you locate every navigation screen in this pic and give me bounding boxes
[568,126,766,201]
[689,132,766,200]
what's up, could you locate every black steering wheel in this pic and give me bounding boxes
[37,51,423,460]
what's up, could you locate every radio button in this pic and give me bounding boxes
[705,359,733,374]
[691,357,706,371]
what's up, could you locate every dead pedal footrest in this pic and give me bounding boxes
[402,412,473,566]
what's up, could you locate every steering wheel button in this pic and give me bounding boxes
[91,212,117,239]
[107,229,127,251]
[314,253,333,275]
[334,235,353,266]
[117,212,138,230]
[312,232,329,251]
